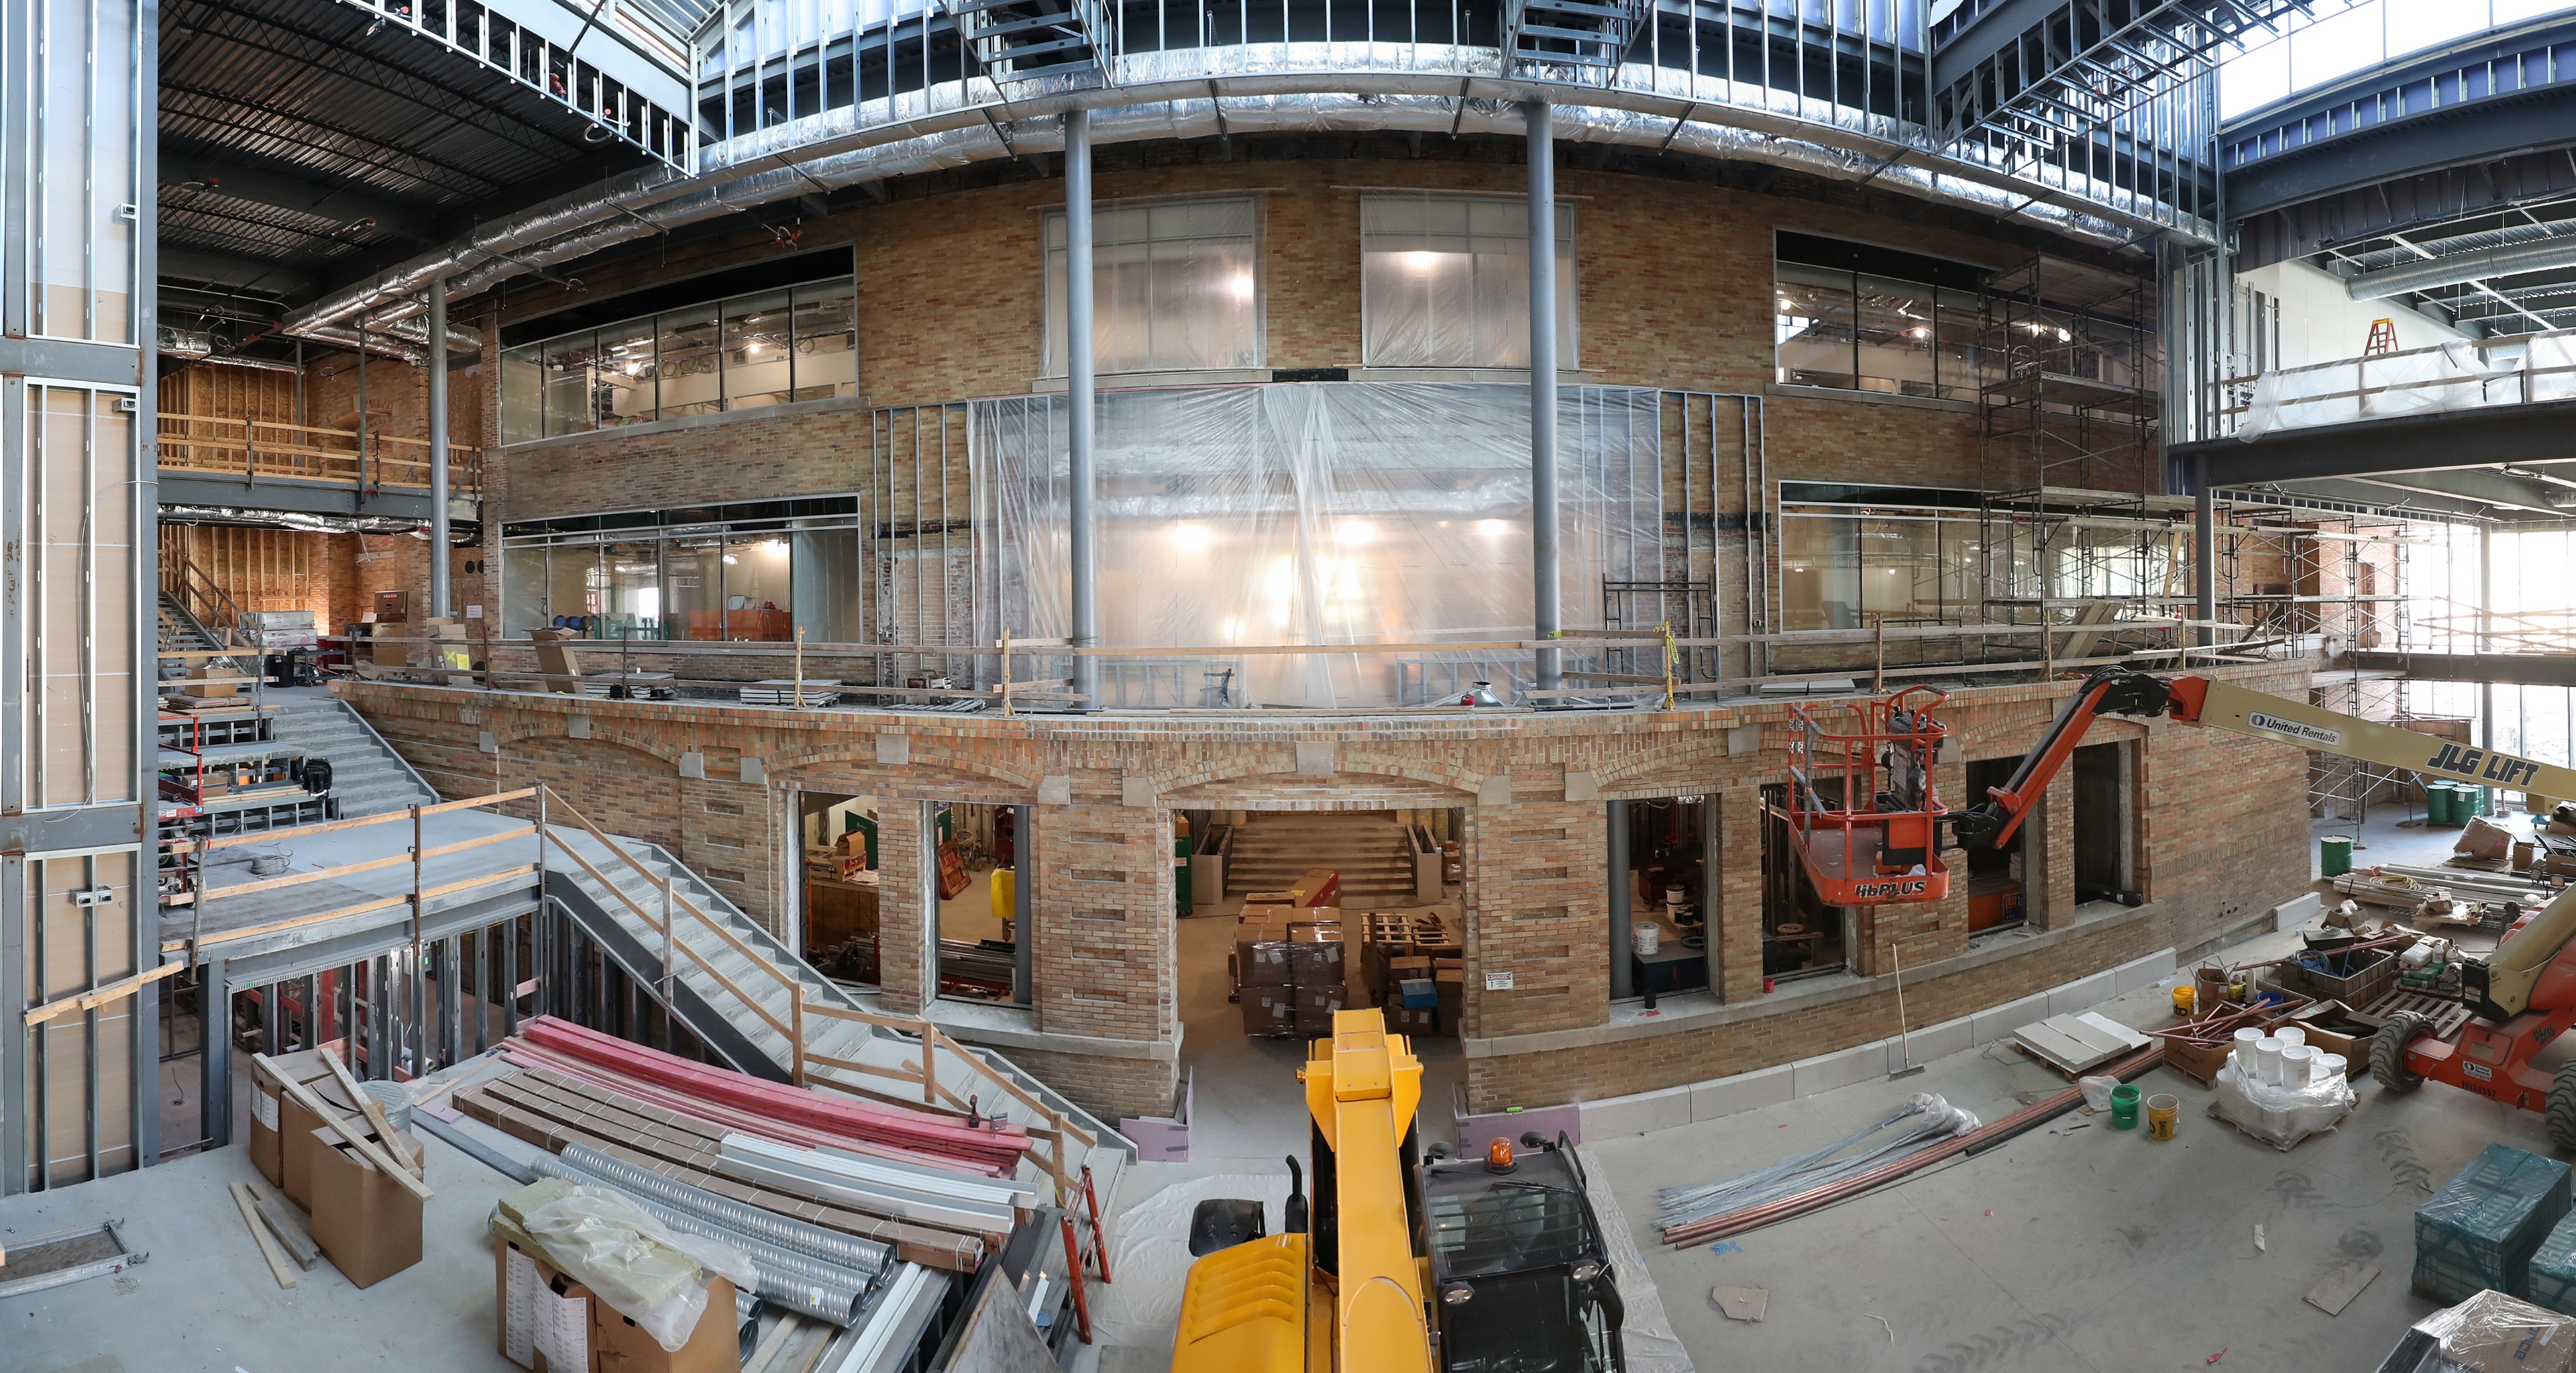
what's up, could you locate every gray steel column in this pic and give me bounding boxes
[2193,454,2216,649]
[427,274,452,617]
[1066,110,1099,712]
[1527,101,1562,695]
[2481,521,2496,764]
[202,960,231,1150]
[1607,801,1632,1001]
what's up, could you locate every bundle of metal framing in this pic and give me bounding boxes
[1655,1093,1982,1235]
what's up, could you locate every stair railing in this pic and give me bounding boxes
[531,784,1091,1203]
[161,552,254,654]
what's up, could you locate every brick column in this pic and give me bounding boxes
[1463,800,1607,1037]
[875,803,928,1014]
[1714,784,1766,1003]
[2035,772,2075,928]
[1032,804,1177,1044]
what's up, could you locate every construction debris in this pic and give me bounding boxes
[1710,1286,1768,1322]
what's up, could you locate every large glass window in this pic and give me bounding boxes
[1776,264,1987,400]
[502,501,865,645]
[1043,197,1262,376]
[1360,193,1577,369]
[500,278,859,442]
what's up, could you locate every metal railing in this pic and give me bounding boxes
[160,554,254,654]
[691,0,2217,236]
[158,412,484,495]
[2220,329,2576,439]
[532,783,1097,1202]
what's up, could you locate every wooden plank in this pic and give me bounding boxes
[229,1182,300,1290]
[23,962,184,1026]
[254,1052,435,1202]
[2304,1260,2380,1315]
[321,1046,424,1181]
[193,789,535,852]
[240,1178,322,1270]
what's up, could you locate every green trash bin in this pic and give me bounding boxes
[2320,835,2355,878]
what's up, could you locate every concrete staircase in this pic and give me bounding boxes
[541,824,1133,1204]
[264,697,439,818]
[1225,812,1421,907]
[156,591,236,678]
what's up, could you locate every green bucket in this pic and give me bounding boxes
[2427,782,2457,825]
[2320,835,2355,878]
[2110,1084,2142,1129]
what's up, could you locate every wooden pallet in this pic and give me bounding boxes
[2359,989,2474,1042]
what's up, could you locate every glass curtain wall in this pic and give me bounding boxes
[1775,265,1987,399]
[500,280,857,442]
[503,504,864,641]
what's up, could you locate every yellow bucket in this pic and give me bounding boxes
[2171,986,2196,1017]
[2145,1094,2181,1141]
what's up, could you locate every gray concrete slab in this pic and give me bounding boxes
[0,1133,523,1372]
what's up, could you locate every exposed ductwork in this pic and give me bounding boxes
[274,79,2161,350]
[2347,235,2576,301]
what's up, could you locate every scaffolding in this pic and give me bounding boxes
[1976,257,2170,644]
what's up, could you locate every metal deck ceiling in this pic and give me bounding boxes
[158,0,669,340]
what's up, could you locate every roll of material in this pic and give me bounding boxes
[2255,1037,2286,1086]
[530,1154,877,1327]
[554,1141,890,1274]
[2233,1027,2263,1074]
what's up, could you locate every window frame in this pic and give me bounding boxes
[1040,193,1267,378]
[1358,191,1580,371]
[498,274,859,443]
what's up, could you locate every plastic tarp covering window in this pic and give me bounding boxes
[2239,340,2512,438]
[968,382,1661,708]
[2532,333,2576,404]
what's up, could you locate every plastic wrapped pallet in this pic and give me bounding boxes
[2373,1289,2576,1373]
[2418,1146,2575,1303]
[2209,1060,2355,1151]
[2531,1213,2576,1318]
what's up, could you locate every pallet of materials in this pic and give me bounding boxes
[2012,1012,2153,1076]
[741,680,840,707]
[2415,1143,2573,1303]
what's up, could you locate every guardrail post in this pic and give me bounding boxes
[791,987,807,1088]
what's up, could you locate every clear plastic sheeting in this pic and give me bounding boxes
[2209,1058,2355,1150]
[517,1184,759,1352]
[2238,340,2516,438]
[2387,1290,2576,1373]
[968,381,1661,708]
[2532,332,2576,404]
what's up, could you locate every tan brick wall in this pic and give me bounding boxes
[343,658,2308,1119]
[486,156,2050,521]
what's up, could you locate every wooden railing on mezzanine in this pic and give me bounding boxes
[158,412,482,495]
[528,783,1096,1205]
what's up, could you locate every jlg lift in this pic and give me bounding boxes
[1788,664,2576,1145]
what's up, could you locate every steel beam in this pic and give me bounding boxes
[2171,399,2576,485]
[2226,64,2576,219]
[1529,101,1562,696]
[2353,650,2576,686]
[428,275,451,617]
[1065,109,1097,713]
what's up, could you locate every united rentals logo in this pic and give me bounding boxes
[1852,878,1931,900]
[2247,711,2343,748]
[2426,741,2544,787]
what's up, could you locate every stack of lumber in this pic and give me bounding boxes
[454,1017,1034,1274]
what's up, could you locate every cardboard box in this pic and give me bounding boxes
[1295,984,1345,1035]
[1237,916,1293,988]
[1242,984,1297,1037]
[280,1074,367,1209]
[309,1124,425,1288]
[1397,978,1438,1011]
[180,665,237,699]
[370,627,412,666]
[590,1277,741,1373]
[531,627,582,693]
[1387,1005,1440,1037]
[1285,923,1346,989]
[250,1046,345,1187]
[496,1235,594,1373]
[1435,968,1464,1026]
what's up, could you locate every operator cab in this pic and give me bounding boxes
[1423,1137,1627,1373]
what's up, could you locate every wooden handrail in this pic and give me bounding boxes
[157,411,482,494]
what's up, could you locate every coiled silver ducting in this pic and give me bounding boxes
[554,1141,892,1273]
[530,1152,881,1325]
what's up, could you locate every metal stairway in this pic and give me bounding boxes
[539,817,1133,1205]
[1501,0,1650,81]
[263,697,440,818]
[946,0,1112,85]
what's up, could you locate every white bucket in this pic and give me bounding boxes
[2233,1027,2263,1074]
[2255,1036,2286,1086]
[1631,923,1662,957]
[2315,1052,2348,1082]
[2275,1026,2306,1051]
[2282,1044,2314,1085]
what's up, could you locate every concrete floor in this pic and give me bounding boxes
[1,1123,524,1373]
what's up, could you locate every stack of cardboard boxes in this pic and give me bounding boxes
[250,1048,425,1288]
[494,1180,741,1373]
[1236,905,1347,1037]
[1362,906,1464,1037]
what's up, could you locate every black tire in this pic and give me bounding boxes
[2549,1062,2576,1153]
[2373,1011,2428,1093]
